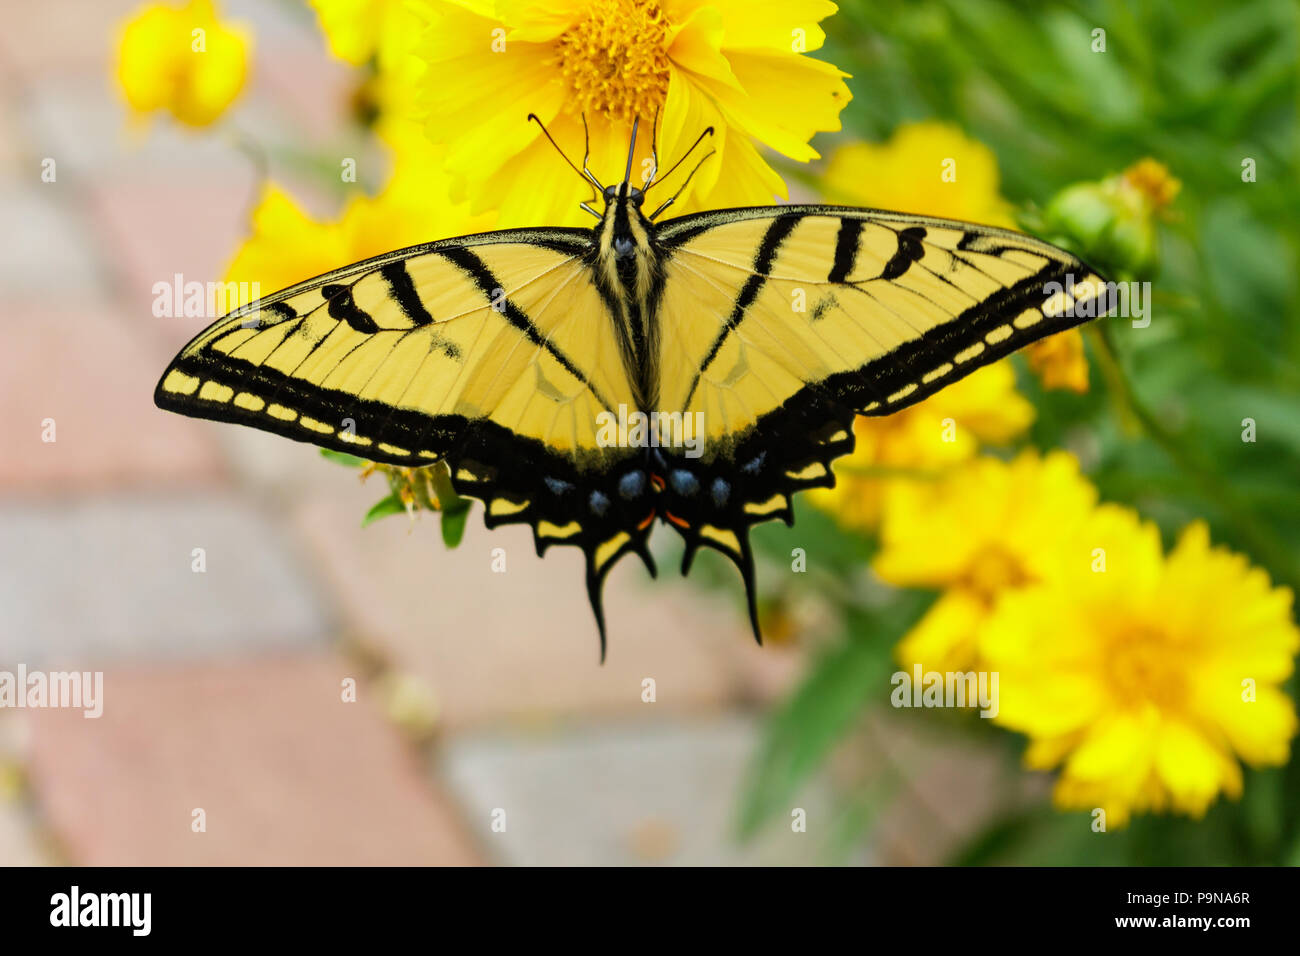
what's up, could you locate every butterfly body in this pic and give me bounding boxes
[591,182,663,409]
[157,174,1109,655]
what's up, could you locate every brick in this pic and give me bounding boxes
[17,72,245,182]
[440,715,837,865]
[0,188,101,296]
[251,50,359,149]
[0,495,331,666]
[0,798,50,866]
[25,654,482,865]
[853,711,1051,865]
[290,478,755,729]
[0,93,24,182]
[0,299,224,491]
[0,0,137,80]
[0,714,49,866]
[85,174,258,349]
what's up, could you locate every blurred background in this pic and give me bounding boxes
[1,0,1297,865]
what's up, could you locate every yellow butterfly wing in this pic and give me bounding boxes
[648,205,1109,618]
[156,229,657,625]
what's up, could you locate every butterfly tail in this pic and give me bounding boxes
[584,558,610,664]
[676,531,763,645]
[738,534,763,646]
[580,526,655,663]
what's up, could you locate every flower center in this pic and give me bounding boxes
[554,1,671,125]
[965,547,1031,601]
[1106,625,1187,710]
[1121,158,1181,210]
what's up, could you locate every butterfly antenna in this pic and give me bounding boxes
[528,112,603,218]
[647,146,716,220]
[644,126,714,193]
[623,115,639,188]
[646,107,661,187]
[579,113,601,188]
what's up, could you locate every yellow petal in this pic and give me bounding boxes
[894,589,990,674]
[1153,720,1236,816]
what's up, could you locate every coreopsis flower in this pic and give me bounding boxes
[403,0,851,225]
[309,0,407,65]
[116,0,251,128]
[824,121,1089,393]
[822,121,1016,228]
[1025,322,1090,393]
[809,361,1034,530]
[982,516,1299,826]
[309,0,421,121]
[224,120,493,306]
[872,450,1099,672]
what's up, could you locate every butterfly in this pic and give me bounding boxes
[156,117,1110,657]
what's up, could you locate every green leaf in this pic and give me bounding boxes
[362,493,406,527]
[320,449,367,468]
[736,607,907,838]
[440,502,470,549]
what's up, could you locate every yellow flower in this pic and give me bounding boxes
[225,119,493,305]
[309,0,421,120]
[810,361,1034,530]
[872,450,1099,672]
[309,0,404,65]
[1123,157,1182,210]
[1025,323,1089,393]
[116,0,251,128]
[402,0,851,226]
[824,121,1088,392]
[982,517,1299,826]
[823,121,1016,228]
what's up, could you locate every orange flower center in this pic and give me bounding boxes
[554,1,671,125]
[1105,625,1187,710]
[965,546,1031,601]
[1122,158,1181,210]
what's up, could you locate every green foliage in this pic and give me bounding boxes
[439,498,471,548]
[319,449,367,468]
[362,493,407,527]
[736,0,1300,864]
[320,449,472,547]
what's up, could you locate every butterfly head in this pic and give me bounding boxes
[527,111,714,224]
[602,182,645,209]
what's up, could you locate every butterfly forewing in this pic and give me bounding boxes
[656,206,1107,421]
[156,229,637,464]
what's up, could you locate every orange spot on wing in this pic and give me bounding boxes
[637,510,656,531]
[665,511,690,529]
[650,473,666,491]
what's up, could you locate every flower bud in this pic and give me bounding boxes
[1042,159,1180,279]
